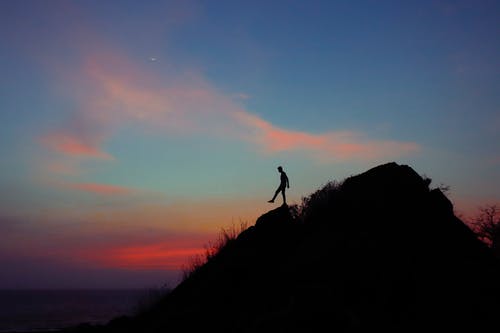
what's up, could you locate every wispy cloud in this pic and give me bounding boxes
[40,132,113,160]
[65,182,135,195]
[233,111,420,159]
[40,50,420,177]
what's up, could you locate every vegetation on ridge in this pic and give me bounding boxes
[68,162,500,333]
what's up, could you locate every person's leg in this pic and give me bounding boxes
[268,187,280,202]
[281,187,286,204]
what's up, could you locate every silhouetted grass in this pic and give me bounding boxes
[180,181,346,282]
[181,221,248,280]
[76,163,500,332]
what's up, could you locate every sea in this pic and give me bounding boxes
[0,289,152,332]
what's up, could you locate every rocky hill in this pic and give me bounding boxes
[70,162,500,332]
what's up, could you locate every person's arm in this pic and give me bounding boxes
[286,175,290,188]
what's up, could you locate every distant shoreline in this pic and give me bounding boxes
[0,289,146,333]
[1,330,64,333]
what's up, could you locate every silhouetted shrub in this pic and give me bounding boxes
[181,180,346,281]
[297,180,343,223]
[80,163,500,332]
[472,205,500,249]
[288,204,301,221]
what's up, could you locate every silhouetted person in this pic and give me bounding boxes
[268,166,289,204]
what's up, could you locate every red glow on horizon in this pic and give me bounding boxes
[83,242,206,270]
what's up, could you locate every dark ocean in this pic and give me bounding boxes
[0,289,149,332]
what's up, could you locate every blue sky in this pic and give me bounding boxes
[0,0,499,288]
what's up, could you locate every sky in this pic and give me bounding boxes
[0,0,499,289]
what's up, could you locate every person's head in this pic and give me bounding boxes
[277,166,283,172]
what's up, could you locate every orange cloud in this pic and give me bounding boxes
[41,49,420,177]
[81,55,233,135]
[233,111,420,160]
[40,132,112,160]
[83,54,420,160]
[66,182,135,195]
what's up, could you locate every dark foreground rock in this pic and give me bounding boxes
[65,162,500,332]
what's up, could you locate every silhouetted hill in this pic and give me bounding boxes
[69,162,500,332]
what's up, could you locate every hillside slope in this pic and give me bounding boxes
[77,162,500,332]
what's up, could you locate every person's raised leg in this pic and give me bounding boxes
[268,188,279,203]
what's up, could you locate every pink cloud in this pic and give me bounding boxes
[84,55,420,160]
[66,182,135,195]
[80,55,235,134]
[40,132,113,160]
[233,111,420,160]
[43,158,81,176]
[41,49,420,177]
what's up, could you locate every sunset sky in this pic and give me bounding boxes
[1,0,499,288]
